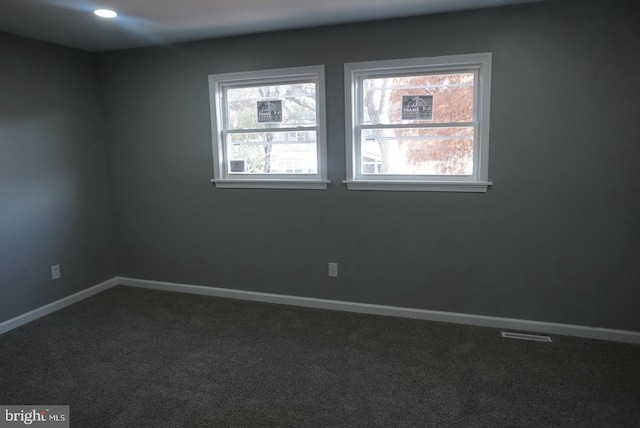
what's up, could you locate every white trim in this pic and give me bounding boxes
[343,180,491,192]
[344,53,492,192]
[208,65,328,189]
[211,179,330,190]
[208,65,325,85]
[118,277,640,345]
[0,277,118,335]
[344,53,492,74]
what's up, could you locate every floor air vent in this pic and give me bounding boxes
[501,332,552,342]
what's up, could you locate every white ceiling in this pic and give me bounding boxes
[0,0,543,52]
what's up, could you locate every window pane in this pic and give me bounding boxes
[362,73,474,125]
[361,127,474,175]
[228,131,317,174]
[227,83,317,130]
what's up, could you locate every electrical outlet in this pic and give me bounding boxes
[51,264,61,280]
[328,262,338,278]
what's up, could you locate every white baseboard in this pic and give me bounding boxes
[118,277,640,345]
[4,276,638,345]
[0,277,118,335]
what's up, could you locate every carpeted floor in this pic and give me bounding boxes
[1,286,639,427]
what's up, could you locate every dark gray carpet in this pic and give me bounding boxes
[1,286,639,427]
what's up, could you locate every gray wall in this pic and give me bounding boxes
[101,0,635,332]
[0,32,115,323]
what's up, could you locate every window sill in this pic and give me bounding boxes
[211,179,330,190]
[342,180,492,193]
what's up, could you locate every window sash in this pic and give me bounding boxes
[224,129,320,175]
[224,126,318,135]
[353,129,480,180]
[220,79,320,176]
[348,59,486,184]
[209,65,327,186]
[220,78,319,133]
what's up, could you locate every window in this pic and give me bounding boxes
[344,53,492,192]
[209,65,329,189]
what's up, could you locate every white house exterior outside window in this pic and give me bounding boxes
[344,53,493,192]
[209,65,329,189]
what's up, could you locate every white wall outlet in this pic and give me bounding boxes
[51,264,61,280]
[328,262,338,278]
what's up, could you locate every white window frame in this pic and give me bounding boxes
[208,65,329,189]
[344,53,493,192]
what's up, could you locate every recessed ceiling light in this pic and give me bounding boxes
[94,9,117,18]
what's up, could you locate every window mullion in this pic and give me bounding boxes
[225,126,318,134]
[359,122,476,130]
